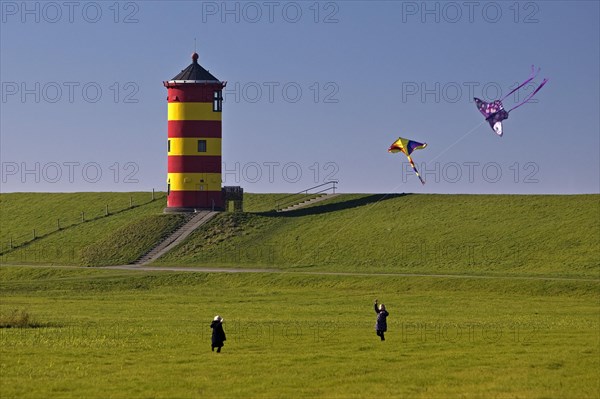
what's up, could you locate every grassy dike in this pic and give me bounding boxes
[0,193,185,266]
[2,193,598,278]
[157,194,599,279]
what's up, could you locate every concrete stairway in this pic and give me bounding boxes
[133,211,218,265]
[277,194,340,213]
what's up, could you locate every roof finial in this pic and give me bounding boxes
[191,38,199,63]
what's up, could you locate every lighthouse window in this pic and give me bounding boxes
[213,90,223,112]
[198,140,207,153]
[168,140,171,152]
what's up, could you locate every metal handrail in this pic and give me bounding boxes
[275,181,338,211]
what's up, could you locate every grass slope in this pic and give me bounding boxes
[1,193,598,278]
[80,213,187,266]
[0,192,160,248]
[0,266,598,398]
[0,192,187,266]
[157,194,600,278]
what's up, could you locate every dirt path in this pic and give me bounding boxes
[107,264,598,282]
[1,263,597,283]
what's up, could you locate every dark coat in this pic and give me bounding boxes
[374,304,389,332]
[211,321,226,347]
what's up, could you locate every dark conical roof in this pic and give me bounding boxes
[169,52,220,82]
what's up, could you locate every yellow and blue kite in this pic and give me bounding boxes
[388,137,427,185]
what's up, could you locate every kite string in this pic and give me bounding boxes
[427,119,486,164]
[285,119,486,269]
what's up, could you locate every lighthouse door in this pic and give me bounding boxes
[196,177,208,208]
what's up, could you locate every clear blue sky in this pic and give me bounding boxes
[1,1,598,194]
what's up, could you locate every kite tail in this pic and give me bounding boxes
[500,65,541,102]
[508,78,548,113]
[407,155,426,185]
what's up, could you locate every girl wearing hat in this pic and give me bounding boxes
[374,299,389,341]
[211,315,226,352]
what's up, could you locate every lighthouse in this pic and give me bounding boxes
[164,52,226,211]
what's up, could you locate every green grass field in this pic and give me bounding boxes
[0,267,598,398]
[0,192,598,398]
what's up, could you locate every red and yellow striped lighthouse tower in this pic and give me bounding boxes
[164,52,226,211]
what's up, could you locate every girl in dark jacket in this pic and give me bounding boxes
[210,315,226,352]
[374,299,389,341]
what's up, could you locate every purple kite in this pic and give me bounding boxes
[475,65,548,136]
